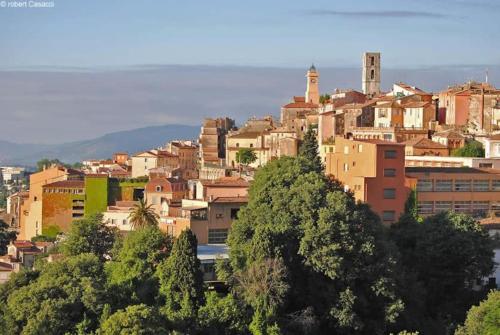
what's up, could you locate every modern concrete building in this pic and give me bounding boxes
[405,156,500,169]
[405,167,500,218]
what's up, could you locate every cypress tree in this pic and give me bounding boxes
[299,125,323,173]
[157,229,204,332]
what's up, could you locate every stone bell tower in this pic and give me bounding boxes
[362,52,381,97]
[305,64,319,105]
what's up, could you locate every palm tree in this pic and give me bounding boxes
[128,198,159,230]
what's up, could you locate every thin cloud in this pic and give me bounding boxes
[306,10,449,19]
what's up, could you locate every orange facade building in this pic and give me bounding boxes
[325,136,410,223]
[405,167,500,218]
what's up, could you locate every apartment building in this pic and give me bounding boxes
[325,136,410,223]
[405,167,500,218]
[131,150,179,178]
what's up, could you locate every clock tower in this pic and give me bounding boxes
[305,64,319,105]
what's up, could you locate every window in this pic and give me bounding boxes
[344,146,349,154]
[230,208,240,220]
[358,144,363,153]
[384,168,396,177]
[208,229,228,244]
[435,201,452,212]
[72,213,84,218]
[383,188,396,199]
[250,143,254,148]
[479,163,493,168]
[371,69,375,80]
[384,150,397,159]
[417,201,433,214]
[343,163,349,172]
[236,143,239,148]
[435,179,452,192]
[492,180,500,191]
[473,180,490,192]
[215,213,223,219]
[382,211,395,221]
[416,179,433,192]
[383,134,392,140]
[472,201,489,218]
[371,56,375,66]
[122,219,127,225]
[454,201,471,213]
[454,179,471,192]
[156,185,162,192]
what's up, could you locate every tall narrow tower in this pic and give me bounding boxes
[362,52,381,97]
[305,64,319,105]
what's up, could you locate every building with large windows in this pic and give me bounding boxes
[405,167,500,218]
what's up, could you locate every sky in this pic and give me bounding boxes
[1,0,500,68]
[0,0,499,144]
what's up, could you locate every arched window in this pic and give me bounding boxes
[371,56,375,66]
[371,69,375,80]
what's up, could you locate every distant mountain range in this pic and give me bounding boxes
[0,124,200,166]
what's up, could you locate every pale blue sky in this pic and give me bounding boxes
[1,0,499,68]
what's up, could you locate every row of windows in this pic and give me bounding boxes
[44,188,84,194]
[417,179,500,192]
[215,208,240,220]
[208,228,229,244]
[417,201,499,217]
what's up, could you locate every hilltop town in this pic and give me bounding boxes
[0,52,499,334]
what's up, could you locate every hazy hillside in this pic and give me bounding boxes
[0,124,200,166]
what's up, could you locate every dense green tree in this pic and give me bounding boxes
[157,229,204,332]
[128,199,159,229]
[452,140,485,157]
[236,148,258,174]
[455,290,500,335]
[299,125,323,173]
[228,156,402,334]
[235,258,288,335]
[198,291,250,335]
[106,226,172,306]
[61,213,117,260]
[2,253,107,335]
[99,304,168,335]
[0,219,16,255]
[390,211,494,332]
[319,94,330,104]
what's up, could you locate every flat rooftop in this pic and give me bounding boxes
[405,167,500,174]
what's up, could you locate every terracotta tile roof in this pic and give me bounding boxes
[403,101,431,108]
[0,262,14,271]
[404,138,447,149]
[43,180,85,188]
[282,96,318,108]
[227,131,262,139]
[432,130,465,139]
[395,82,430,95]
[146,177,186,193]
[200,177,249,188]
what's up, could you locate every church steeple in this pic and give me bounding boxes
[306,65,319,105]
